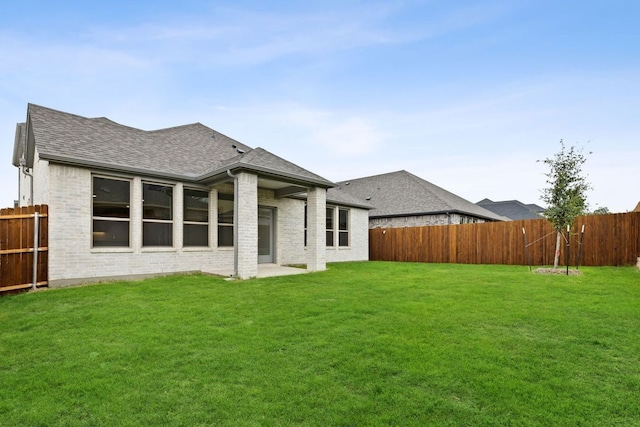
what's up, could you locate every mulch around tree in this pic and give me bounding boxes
[534,268,583,276]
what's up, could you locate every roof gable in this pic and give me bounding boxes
[338,170,506,221]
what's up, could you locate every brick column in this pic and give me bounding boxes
[236,172,258,279]
[306,186,326,272]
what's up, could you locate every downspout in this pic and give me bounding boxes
[20,119,34,206]
[20,158,34,206]
[227,169,238,278]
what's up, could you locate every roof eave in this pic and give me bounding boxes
[199,163,335,189]
[41,154,200,182]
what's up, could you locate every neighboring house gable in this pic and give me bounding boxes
[336,170,507,228]
[12,104,369,285]
[477,198,545,220]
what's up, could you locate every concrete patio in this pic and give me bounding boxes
[204,263,310,279]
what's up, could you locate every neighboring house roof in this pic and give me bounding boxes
[13,103,334,188]
[526,203,546,214]
[336,170,506,221]
[476,198,545,220]
[326,186,373,210]
[634,201,640,212]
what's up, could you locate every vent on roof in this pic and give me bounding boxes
[236,148,245,154]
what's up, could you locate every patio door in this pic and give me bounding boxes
[258,207,275,264]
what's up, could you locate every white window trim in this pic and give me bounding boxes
[183,187,210,248]
[338,207,350,248]
[91,175,132,250]
[142,181,175,248]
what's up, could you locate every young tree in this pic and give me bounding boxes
[539,140,592,268]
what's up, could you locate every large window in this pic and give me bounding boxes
[184,188,209,247]
[326,207,334,246]
[218,193,234,247]
[143,183,173,247]
[338,208,349,247]
[92,176,131,247]
[324,206,350,247]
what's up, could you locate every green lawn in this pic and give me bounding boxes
[1,262,639,426]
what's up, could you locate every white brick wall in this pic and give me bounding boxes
[326,207,369,262]
[46,165,233,286]
[18,146,50,206]
[235,172,258,279]
[257,188,306,266]
[306,187,327,271]
[36,163,369,286]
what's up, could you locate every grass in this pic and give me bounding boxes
[1,262,639,426]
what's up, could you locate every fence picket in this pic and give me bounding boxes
[369,212,640,267]
[0,205,48,293]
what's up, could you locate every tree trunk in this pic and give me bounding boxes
[553,231,561,269]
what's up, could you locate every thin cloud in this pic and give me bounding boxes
[10,2,513,68]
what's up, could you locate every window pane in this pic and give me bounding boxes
[218,198,234,224]
[218,225,233,247]
[326,207,334,230]
[93,177,130,218]
[184,224,208,247]
[339,209,349,231]
[184,189,209,222]
[93,220,129,247]
[143,184,173,220]
[143,222,173,246]
[339,231,349,247]
[326,230,334,247]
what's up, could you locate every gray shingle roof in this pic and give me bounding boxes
[477,198,544,220]
[19,103,333,187]
[337,170,506,221]
[326,186,373,209]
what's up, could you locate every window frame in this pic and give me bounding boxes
[326,206,335,247]
[217,192,234,247]
[91,175,131,248]
[338,208,350,247]
[142,182,174,247]
[183,187,210,247]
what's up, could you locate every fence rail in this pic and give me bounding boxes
[0,205,48,293]
[369,212,640,267]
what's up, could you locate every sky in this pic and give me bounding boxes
[1,0,638,213]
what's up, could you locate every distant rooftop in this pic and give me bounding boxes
[336,170,506,221]
[477,198,545,220]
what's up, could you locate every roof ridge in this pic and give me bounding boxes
[402,170,458,208]
[338,169,406,184]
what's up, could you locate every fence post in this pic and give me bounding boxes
[522,227,531,271]
[565,224,570,276]
[32,213,39,290]
[576,224,585,269]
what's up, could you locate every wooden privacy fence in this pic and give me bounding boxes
[0,205,48,293]
[369,211,640,267]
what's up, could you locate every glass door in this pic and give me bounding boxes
[258,207,274,264]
